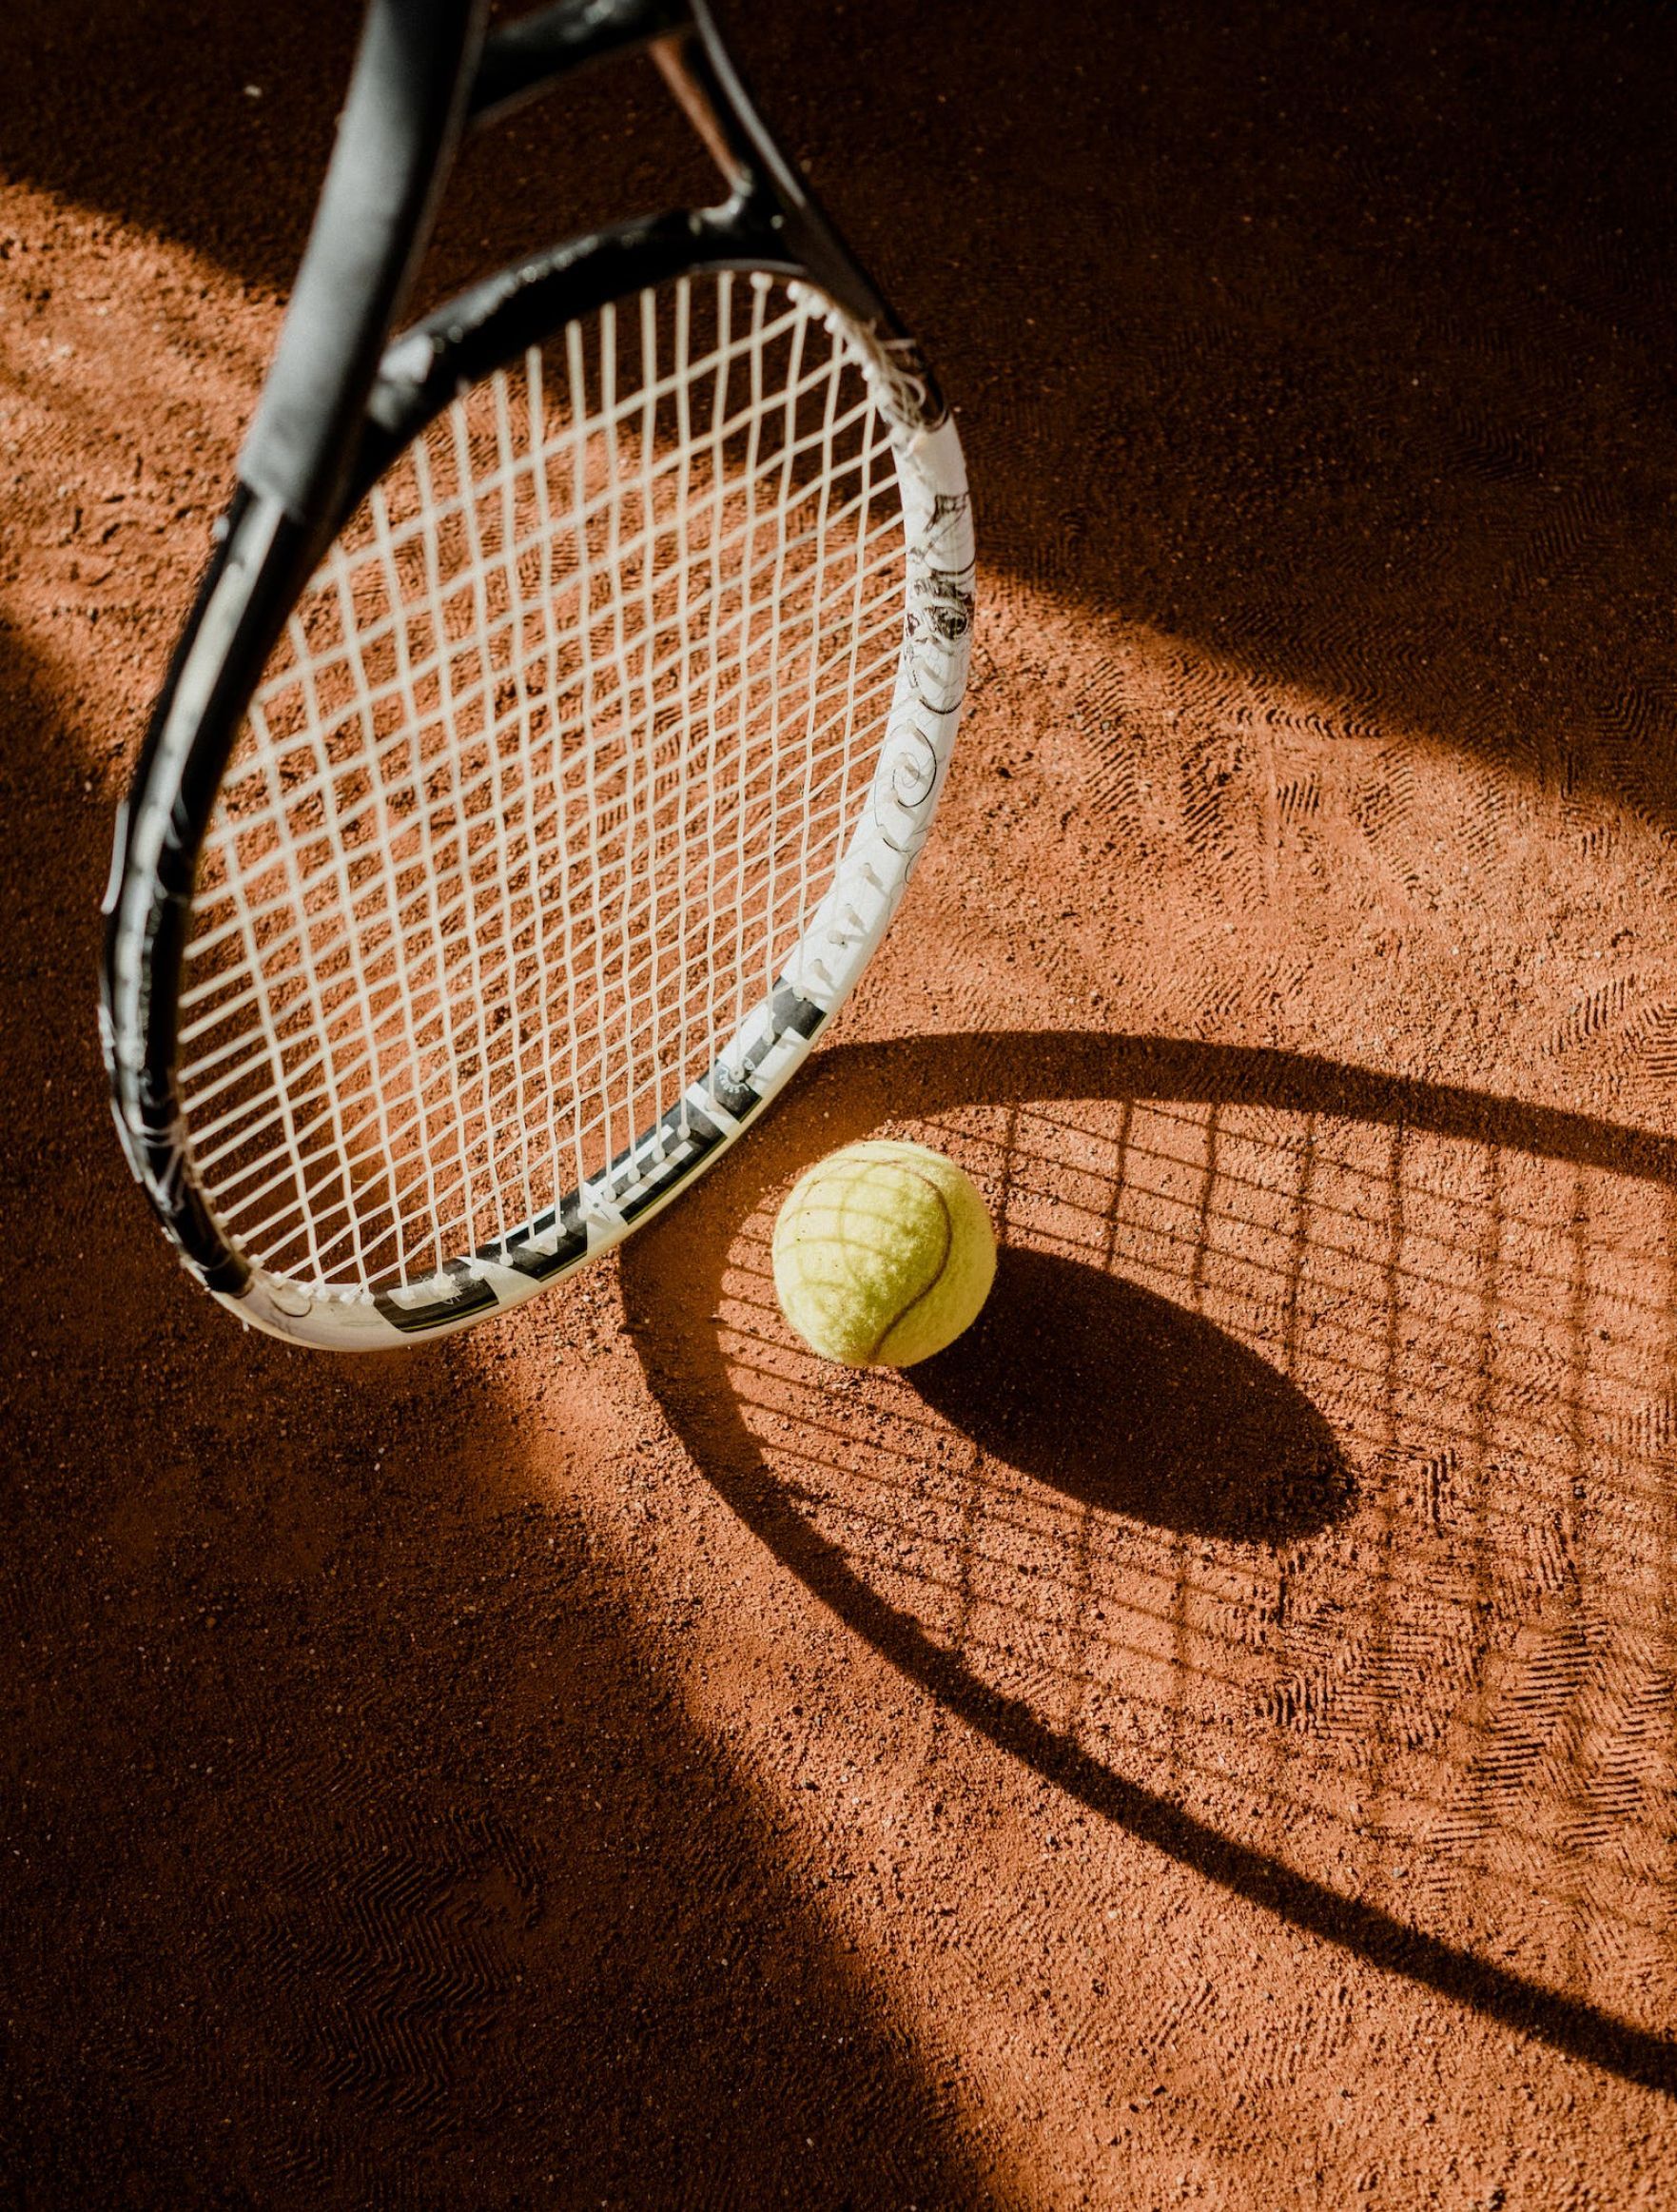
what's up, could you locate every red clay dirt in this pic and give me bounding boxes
[7,2,1677,2204]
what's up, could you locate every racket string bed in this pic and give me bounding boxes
[176,273,910,1296]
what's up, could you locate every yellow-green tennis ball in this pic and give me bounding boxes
[770,1140,997,1368]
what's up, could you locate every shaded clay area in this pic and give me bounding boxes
[6,2,1677,2203]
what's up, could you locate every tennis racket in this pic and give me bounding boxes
[101,0,974,1349]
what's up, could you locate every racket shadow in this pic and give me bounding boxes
[623,1028,1677,2096]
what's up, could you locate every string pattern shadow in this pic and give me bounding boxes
[625,1032,1677,2093]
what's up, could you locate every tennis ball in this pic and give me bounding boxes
[770,1139,997,1367]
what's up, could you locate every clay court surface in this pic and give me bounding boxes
[9,2,1677,2202]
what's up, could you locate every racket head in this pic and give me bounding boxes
[104,244,973,1347]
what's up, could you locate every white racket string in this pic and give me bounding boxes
[177,274,908,1293]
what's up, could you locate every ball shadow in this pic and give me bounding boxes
[911,1245,1353,1542]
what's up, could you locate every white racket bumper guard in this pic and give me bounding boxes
[213,355,973,1348]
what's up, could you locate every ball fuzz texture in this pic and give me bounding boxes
[771,1140,997,1368]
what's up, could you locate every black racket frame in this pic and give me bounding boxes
[101,0,943,1301]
